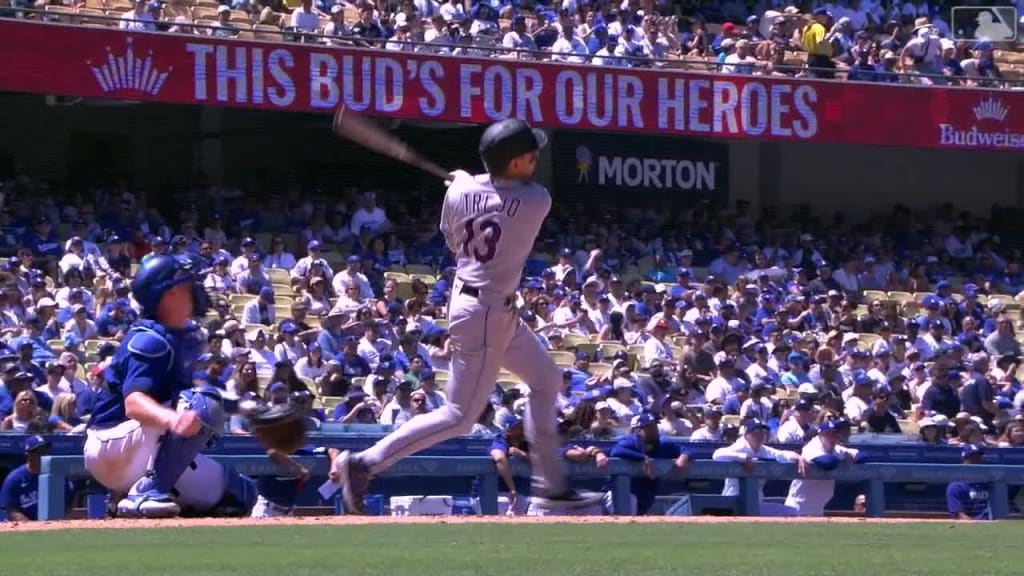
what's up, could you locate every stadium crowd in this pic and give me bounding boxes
[0,176,1022,455]
[7,0,1019,87]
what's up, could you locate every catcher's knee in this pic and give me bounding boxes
[180,386,227,439]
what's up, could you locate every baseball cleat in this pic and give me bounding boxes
[117,492,181,518]
[333,450,369,515]
[531,489,605,510]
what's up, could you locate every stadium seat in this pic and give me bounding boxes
[887,291,913,304]
[351,376,366,392]
[230,293,255,306]
[384,271,410,282]
[497,379,519,390]
[897,419,919,435]
[548,350,574,366]
[409,273,437,287]
[44,5,74,21]
[589,362,612,374]
[253,24,283,39]
[574,342,599,358]
[266,268,290,284]
[320,396,344,411]
[863,290,887,301]
[405,264,434,275]
[598,342,625,359]
[913,292,935,304]
[396,279,413,300]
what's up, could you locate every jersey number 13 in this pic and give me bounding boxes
[463,217,503,264]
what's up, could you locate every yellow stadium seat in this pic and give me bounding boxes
[267,268,290,284]
[862,290,887,301]
[549,350,575,366]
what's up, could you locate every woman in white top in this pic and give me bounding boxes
[294,343,327,381]
[204,256,236,295]
[63,305,98,340]
[263,235,297,271]
[248,330,277,376]
[274,322,306,363]
[0,391,39,432]
[225,361,260,399]
[302,277,332,317]
[606,378,643,420]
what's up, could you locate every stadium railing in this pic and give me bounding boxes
[37,454,1024,520]
[10,9,1024,89]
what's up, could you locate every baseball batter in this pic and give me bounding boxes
[784,419,861,516]
[331,119,602,514]
[84,255,257,518]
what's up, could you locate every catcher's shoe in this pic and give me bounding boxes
[332,450,370,515]
[117,492,180,518]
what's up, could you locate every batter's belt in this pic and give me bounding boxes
[458,282,515,309]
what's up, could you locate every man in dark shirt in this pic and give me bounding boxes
[350,5,383,47]
[608,414,689,515]
[922,369,962,419]
[946,444,991,520]
[960,353,997,427]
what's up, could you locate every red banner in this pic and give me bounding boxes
[1,19,1022,151]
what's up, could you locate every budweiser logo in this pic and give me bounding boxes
[86,38,172,97]
[973,96,1009,122]
[938,94,1022,149]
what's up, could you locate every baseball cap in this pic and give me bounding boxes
[24,435,50,453]
[259,287,275,300]
[612,377,633,390]
[630,413,656,429]
[595,400,611,411]
[741,419,770,434]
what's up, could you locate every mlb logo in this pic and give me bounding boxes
[951,6,1018,41]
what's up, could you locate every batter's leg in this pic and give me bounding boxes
[336,300,514,513]
[500,320,603,509]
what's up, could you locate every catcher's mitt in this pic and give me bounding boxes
[249,403,307,453]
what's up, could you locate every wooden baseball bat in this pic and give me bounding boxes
[332,105,451,180]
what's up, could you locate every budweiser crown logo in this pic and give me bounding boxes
[86,38,172,97]
[972,96,1009,122]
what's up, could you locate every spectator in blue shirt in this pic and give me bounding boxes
[946,444,992,521]
[486,416,531,515]
[0,436,71,521]
[96,298,135,339]
[21,216,61,278]
[608,413,689,515]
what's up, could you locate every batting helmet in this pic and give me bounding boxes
[478,119,548,174]
[131,254,208,319]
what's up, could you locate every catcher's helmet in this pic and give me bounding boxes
[478,119,548,174]
[131,254,208,319]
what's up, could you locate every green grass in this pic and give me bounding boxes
[1,522,1017,576]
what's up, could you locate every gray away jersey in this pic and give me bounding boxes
[440,170,550,296]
